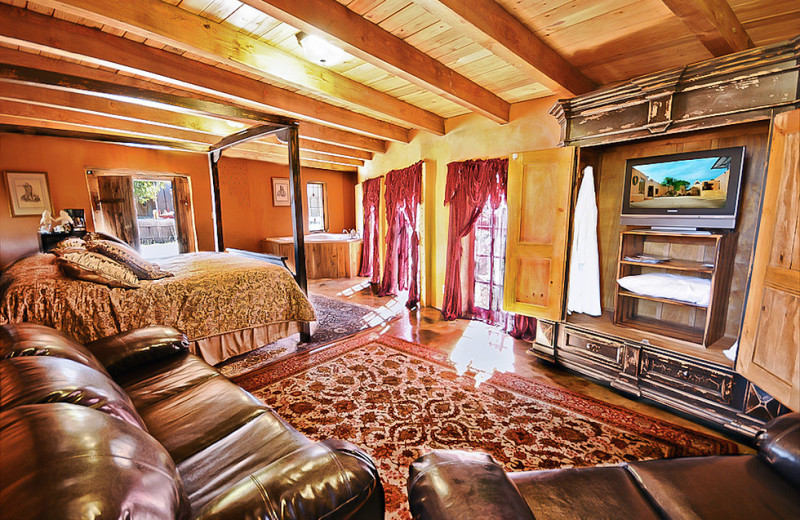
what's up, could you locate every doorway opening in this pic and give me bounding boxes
[133,179,179,259]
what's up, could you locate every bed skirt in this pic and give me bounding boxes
[191,321,303,366]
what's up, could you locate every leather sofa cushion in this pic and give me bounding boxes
[627,455,800,520]
[510,466,661,520]
[178,411,310,514]
[119,352,219,409]
[408,450,536,520]
[84,325,189,378]
[757,412,800,488]
[0,322,110,376]
[0,403,189,519]
[0,356,146,430]
[196,439,385,520]
[136,375,268,463]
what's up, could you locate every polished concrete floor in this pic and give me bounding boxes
[311,276,754,452]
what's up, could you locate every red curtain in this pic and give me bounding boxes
[442,158,508,320]
[377,161,423,309]
[358,176,382,284]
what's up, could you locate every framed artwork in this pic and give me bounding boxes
[4,171,53,217]
[272,177,291,206]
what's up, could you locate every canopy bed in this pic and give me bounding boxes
[0,65,314,360]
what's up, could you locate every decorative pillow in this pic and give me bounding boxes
[85,239,173,280]
[617,273,711,307]
[50,237,87,255]
[56,251,140,289]
[83,231,129,246]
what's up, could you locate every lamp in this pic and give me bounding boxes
[296,32,345,67]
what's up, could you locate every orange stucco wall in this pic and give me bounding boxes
[0,133,356,268]
[216,156,357,252]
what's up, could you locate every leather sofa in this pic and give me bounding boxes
[408,412,800,520]
[0,323,384,519]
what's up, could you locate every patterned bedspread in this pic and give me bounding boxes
[0,252,315,344]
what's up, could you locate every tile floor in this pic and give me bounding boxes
[310,276,754,453]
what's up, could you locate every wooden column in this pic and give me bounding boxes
[286,123,311,342]
[208,150,224,252]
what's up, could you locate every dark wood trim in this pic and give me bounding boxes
[209,123,288,153]
[207,150,225,252]
[284,124,311,342]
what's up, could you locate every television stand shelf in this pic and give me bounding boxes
[613,229,736,347]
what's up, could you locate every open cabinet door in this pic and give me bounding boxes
[96,175,140,249]
[503,147,576,320]
[737,109,800,411]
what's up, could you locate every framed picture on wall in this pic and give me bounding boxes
[4,171,53,217]
[272,177,291,206]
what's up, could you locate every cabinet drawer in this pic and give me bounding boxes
[560,327,624,368]
[639,351,734,405]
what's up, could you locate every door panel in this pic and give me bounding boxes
[172,176,197,253]
[504,147,577,320]
[737,109,800,411]
[96,175,140,249]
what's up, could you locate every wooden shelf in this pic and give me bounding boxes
[614,314,705,345]
[617,290,708,309]
[614,229,735,347]
[619,258,714,273]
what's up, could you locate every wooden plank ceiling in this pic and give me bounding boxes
[0,0,797,171]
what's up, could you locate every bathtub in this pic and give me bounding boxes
[260,234,363,279]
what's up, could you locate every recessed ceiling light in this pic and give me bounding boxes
[296,32,345,67]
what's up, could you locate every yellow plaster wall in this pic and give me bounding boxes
[357,96,563,310]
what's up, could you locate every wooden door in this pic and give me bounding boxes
[172,176,197,253]
[96,175,140,249]
[503,147,577,320]
[737,109,800,411]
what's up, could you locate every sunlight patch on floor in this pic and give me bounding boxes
[450,320,516,387]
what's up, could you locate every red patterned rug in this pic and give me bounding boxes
[236,334,738,519]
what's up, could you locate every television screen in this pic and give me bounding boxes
[621,147,745,230]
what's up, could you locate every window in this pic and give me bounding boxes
[307,182,326,232]
[470,199,508,323]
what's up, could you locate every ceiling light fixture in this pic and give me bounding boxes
[296,32,345,67]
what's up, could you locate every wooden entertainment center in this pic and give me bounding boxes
[504,38,799,437]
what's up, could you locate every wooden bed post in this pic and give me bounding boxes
[286,123,311,342]
[208,150,225,252]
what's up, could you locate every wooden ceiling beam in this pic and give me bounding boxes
[223,147,357,172]
[27,0,444,135]
[0,122,210,152]
[241,0,511,123]
[0,82,235,137]
[0,49,386,154]
[0,107,363,167]
[0,3,406,143]
[660,0,754,56]
[0,63,296,126]
[414,0,596,96]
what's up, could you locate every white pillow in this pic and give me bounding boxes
[617,273,711,307]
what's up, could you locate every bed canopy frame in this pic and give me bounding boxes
[0,63,310,308]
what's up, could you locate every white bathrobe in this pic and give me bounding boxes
[567,166,602,316]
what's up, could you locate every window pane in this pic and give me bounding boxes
[307,182,325,232]
[474,282,490,309]
[475,255,491,283]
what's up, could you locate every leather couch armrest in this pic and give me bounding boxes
[757,412,800,488]
[408,450,535,520]
[85,326,189,377]
[196,439,384,520]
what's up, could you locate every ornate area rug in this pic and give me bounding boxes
[217,293,373,378]
[237,334,738,519]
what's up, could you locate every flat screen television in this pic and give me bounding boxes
[620,146,745,230]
